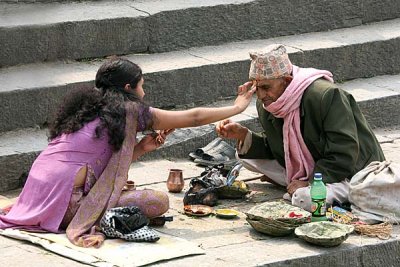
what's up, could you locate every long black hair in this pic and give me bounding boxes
[48,57,144,151]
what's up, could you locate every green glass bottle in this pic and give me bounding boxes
[310,173,327,222]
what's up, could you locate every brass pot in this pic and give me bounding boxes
[167,169,184,193]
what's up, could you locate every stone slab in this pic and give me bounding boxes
[144,0,361,53]
[0,1,148,67]
[2,19,400,132]
[1,0,400,66]
[1,157,400,266]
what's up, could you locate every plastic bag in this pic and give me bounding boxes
[183,164,226,206]
[349,161,400,224]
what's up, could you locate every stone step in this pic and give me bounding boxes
[1,18,400,133]
[1,0,400,67]
[0,0,95,2]
[0,74,399,192]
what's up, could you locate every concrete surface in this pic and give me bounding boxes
[1,128,400,267]
[2,18,400,132]
[1,0,400,66]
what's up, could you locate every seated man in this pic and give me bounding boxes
[216,44,385,211]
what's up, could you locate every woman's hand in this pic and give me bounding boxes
[141,129,175,152]
[133,129,175,161]
[216,119,248,143]
[234,81,256,112]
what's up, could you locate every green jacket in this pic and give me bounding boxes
[241,79,385,184]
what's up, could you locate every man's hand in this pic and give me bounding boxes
[287,180,309,196]
[216,119,248,143]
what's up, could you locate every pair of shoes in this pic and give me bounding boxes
[194,158,238,170]
[189,138,236,162]
[201,140,236,161]
[189,138,222,160]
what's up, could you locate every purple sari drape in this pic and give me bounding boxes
[66,102,138,247]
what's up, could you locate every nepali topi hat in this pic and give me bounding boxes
[249,44,293,80]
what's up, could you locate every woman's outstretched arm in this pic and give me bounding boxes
[151,82,255,130]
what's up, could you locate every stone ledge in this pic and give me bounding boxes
[1,19,400,132]
[1,0,400,66]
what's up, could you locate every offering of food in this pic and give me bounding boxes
[215,209,240,219]
[295,221,354,247]
[184,205,213,217]
[245,201,311,236]
[217,180,250,199]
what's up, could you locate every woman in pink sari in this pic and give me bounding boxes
[0,57,255,247]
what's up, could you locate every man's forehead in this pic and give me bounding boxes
[254,78,275,85]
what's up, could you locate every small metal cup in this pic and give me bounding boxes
[166,169,184,193]
[124,180,136,191]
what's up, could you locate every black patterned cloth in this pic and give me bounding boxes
[100,206,160,242]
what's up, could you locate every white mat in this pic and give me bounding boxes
[0,229,204,266]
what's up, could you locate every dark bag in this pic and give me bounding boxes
[183,164,226,207]
[183,178,219,206]
[112,209,149,234]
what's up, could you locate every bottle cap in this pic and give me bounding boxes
[314,173,322,180]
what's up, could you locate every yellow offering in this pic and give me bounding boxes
[215,209,240,219]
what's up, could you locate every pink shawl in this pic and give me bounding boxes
[265,65,333,184]
[66,102,138,247]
